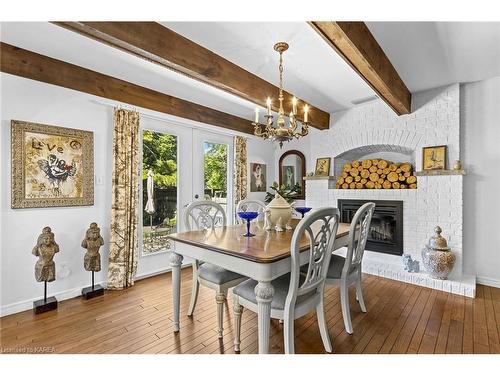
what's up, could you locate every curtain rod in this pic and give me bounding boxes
[90,99,251,140]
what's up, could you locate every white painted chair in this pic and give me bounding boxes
[232,207,340,354]
[184,200,247,338]
[325,202,375,334]
[235,199,267,223]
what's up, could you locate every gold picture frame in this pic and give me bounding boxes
[314,157,331,176]
[422,145,447,171]
[11,120,94,208]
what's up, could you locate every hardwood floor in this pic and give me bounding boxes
[1,269,500,354]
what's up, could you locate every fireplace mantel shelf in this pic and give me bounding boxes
[303,176,337,181]
[415,169,466,176]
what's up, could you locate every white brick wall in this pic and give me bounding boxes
[305,84,472,296]
[310,84,461,171]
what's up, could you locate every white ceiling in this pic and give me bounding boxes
[0,22,259,120]
[1,22,499,121]
[0,21,376,123]
[366,22,500,92]
[161,22,375,113]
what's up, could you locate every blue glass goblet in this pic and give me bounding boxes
[295,207,312,218]
[237,211,259,237]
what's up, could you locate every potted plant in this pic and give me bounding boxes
[265,182,301,204]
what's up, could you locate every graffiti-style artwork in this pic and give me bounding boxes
[11,120,94,208]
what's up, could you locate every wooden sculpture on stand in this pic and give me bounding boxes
[81,222,105,299]
[32,226,59,314]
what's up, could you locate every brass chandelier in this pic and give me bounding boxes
[253,42,309,148]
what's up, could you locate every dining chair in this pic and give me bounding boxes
[325,202,375,334]
[184,200,247,338]
[235,199,267,223]
[232,207,340,354]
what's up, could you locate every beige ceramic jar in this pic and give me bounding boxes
[264,194,294,232]
[421,226,456,280]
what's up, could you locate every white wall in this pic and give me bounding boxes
[1,73,113,315]
[461,76,500,287]
[302,84,475,296]
[246,137,276,203]
[296,80,500,288]
[0,73,276,315]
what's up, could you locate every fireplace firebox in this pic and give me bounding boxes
[338,199,403,256]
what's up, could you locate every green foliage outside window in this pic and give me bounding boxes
[204,142,227,196]
[142,130,177,187]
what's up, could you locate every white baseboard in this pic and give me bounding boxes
[1,263,193,317]
[476,275,500,288]
[0,281,108,317]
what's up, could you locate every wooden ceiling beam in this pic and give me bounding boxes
[309,21,411,115]
[53,21,330,130]
[0,42,254,134]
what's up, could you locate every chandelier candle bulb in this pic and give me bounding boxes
[254,108,259,123]
[266,98,272,115]
[304,105,309,123]
[292,97,297,115]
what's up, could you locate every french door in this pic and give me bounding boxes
[137,117,234,277]
[192,130,234,225]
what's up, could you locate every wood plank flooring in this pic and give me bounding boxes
[1,269,499,354]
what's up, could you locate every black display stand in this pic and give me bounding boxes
[82,271,104,300]
[33,281,58,314]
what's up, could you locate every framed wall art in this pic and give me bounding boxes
[422,145,447,171]
[314,157,331,176]
[11,120,94,208]
[282,165,295,189]
[250,162,267,192]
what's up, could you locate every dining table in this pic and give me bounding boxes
[167,219,351,354]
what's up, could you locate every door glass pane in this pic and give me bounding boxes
[203,142,228,214]
[142,130,178,255]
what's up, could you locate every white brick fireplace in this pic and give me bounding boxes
[305,83,475,297]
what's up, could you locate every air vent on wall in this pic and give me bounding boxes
[351,95,379,106]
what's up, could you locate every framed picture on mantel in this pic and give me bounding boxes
[11,120,94,208]
[314,157,331,176]
[422,145,447,171]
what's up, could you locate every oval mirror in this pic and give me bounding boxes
[278,150,306,200]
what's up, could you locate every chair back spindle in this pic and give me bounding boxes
[286,208,340,307]
[185,201,227,231]
[342,202,375,277]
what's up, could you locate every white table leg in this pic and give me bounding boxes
[170,252,183,332]
[254,281,274,354]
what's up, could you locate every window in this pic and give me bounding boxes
[203,141,228,213]
[141,130,178,255]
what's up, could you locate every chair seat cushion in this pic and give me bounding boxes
[233,274,314,310]
[198,263,244,285]
[326,254,346,279]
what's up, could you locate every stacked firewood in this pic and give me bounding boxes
[336,159,417,189]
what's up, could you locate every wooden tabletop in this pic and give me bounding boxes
[168,220,350,263]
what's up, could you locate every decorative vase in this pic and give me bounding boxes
[421,226,455,280]
[453,160,462,170]
[264,194,294,232]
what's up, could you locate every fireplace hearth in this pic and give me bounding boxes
[338,199,403,256]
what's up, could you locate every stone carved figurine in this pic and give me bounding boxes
[32,227,59,282]
[81,223,104,272]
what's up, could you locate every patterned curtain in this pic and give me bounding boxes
[107,108,140,289]
[234,136,248,204]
